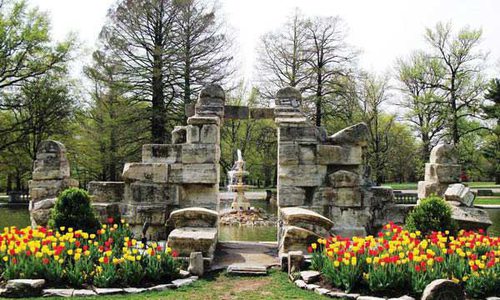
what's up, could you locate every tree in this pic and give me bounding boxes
[256,9,310,99]
[304,16,357,127]
[358,73,394,185]
[396,51,446,162]
[482,78,500,183]
[172,0,234,120]
[100,0,179,144]
[424,22,487,145]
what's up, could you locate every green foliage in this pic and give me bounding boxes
[405,195,456,235]
[48,188,101,233]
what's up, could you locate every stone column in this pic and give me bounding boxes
[28,140,78,227]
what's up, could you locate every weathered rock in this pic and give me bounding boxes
[31,198,56,211]
[3,279,45,298]
[430,144,458,164]
[200,124,220,144]
[188,251,204,276]
[451,206,492,231]
[171,126,187,144]
[278,143,299,165]
[28,178,78,202]
[278,186,306,206]
[444,184,475,207]
[94,288,124,295]
[287,251,304,274]
[276,86,302,106]
[227,264,268,275]
[328,292,360,299]
[167,227,217,258]
[179,184,218,210]
[298,144,317,165]
[72,289,97,297]
[169,207,218,228]
[88,181,124,203]
[317,145,362,165]
[169,163,218,184]
[328,170,360,188]
[172,278,195,288]
[278,165,327,187]
[122,163,168,183]
[300,270,320,284]
[280,207,334,231]
[305,284,320,291]
[42,289,74,297]
[314,287,330,296]
[279,225,322,254]
[417,181,449,199]
[421,279,464,300]
[186,125,200,144]
[147,284,175,291]
[127,182,176,204]
[333,187,362,207]
[30,209,52,227]
[32,140,70,180]
[424,163,461,183]
[123,287,147,294]
[327,123,369,146]
[187,115,220,126]
[294,279,307,289]
[181,144,219,164]
[142,144,182,164]
[357,297,386,300]
[278,125,320,142]
[388,296,416,300]
[92,203,121,223]
[331,226,367,237]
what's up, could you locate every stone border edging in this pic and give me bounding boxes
[0,276,199,298]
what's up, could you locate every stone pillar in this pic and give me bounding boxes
[417,144,461,199]
[28,141,78,227]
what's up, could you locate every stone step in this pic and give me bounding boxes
[227,264,268,275]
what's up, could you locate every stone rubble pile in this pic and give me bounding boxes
[219,208,276,227]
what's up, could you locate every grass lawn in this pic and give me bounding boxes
[475,197,500,205]
[386,182,500,191]
[38,270,327,300]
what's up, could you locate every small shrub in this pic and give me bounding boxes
[405,195,456,235]
[48,188,101,233]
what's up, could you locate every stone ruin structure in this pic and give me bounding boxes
[417,144,492,231]
[28,141,79,227]
[274,87,394,243]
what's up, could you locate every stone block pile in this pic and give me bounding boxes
[28,141,78,227]
[275,87,394,239]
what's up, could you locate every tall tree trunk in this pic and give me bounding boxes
[151,43,166,143]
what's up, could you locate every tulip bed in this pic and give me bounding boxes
[308,222,500,298]
[0,219,179,288]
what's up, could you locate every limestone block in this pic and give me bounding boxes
[88,181,124,203]
[31,209,52,227]
[444,184,475,207]
[200,124,219,144]
[331,227,367,238]
[278,143,299,165]
[373,204,413,228]
[187,116,220,126]
[186,125,200,144]
[429,144,458,164]
[330,207,371,228]
[167,227,218,258]
[142,144,181,164]
[278,165,326,187]
[122,163,168,183]
[417,181,449,199]
[278,186,306,207]
[169,207,218,228]
[451,206,492,231]
[280,207,334,231]
[312,187,334,206]
[3,279,45,298]
[424,163,461,183]
[326,123,369,146]
[370,186,394,203]
[328,170,360,188]
[172,126,186,144]
[279,225,321,254]
[169,164,218,184]
[300,270,320,284]
[181,144,219,164]
[421,279,464,300]
[179,184,218,210]
[31,198,56,211]
[287,251,304,274]
[92,203,121,222]
[298,144,316,165]
[32,140,70,180]
[188,252,204,276]
[125,204,168,225]
[28,178,78,202]
[127,182,178,204]
[317,145,362,165]
[275,86,302,108]
[333,187,362,207]
[278,125,319,143]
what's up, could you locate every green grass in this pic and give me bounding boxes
[33,270,328,300]
[385,182,500,191]
[475,197,500,205]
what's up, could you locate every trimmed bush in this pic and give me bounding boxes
[405,195,456,235]
[48,188,101,233]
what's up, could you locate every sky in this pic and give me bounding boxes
[30,0,500,84]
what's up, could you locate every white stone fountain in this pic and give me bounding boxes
[227,150,251,210]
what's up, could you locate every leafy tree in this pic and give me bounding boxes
[424,22,487,145]
[482,78,500,183]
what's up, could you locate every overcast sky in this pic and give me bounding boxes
[31,0,500,83]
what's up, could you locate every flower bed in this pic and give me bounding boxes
[308,222,500,298]
[0,219,179,289]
